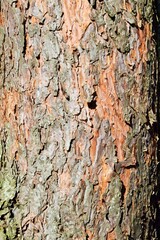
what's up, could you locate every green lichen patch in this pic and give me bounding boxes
[0,171,17,208]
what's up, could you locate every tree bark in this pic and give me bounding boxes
[0,0,159,239]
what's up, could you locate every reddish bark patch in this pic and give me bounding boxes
[98,157,112,197]
[97,51,130,162]
[138,23,151,63]
[0,12,4,26]
[61,0,91,49]
[58,167,71,195]
[107,230,116,240]
[0,89,19,127]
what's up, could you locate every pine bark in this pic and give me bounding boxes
[0,0,159,239]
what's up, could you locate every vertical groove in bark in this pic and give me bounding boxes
[0,0,158,239]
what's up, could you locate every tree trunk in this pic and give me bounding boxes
[0,0,159,239]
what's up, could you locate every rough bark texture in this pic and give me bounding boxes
[0,0,159,239]
[155,0,160,238]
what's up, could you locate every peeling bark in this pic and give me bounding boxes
[0,0,159,239]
